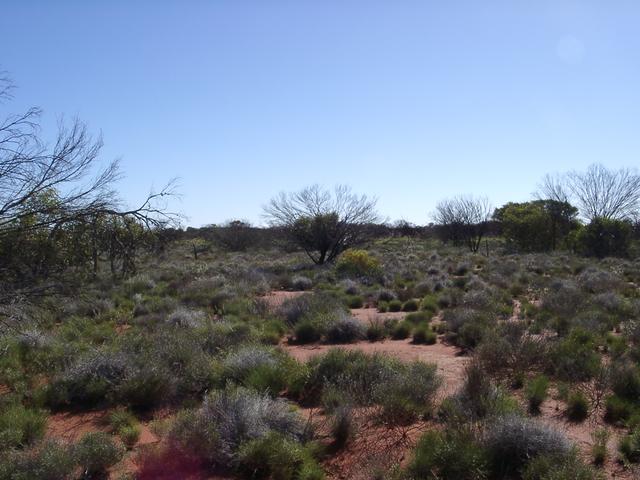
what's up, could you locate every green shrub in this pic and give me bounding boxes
[412,325,437,345]
[604,395,634,425]
[566,391,589,422]
[405,311,432,324]
[108,408,137,432]
[74,432,123,478]
[402,299,419,312]
[407,430,487,480]
[591,428,609,466]
[388,300,403,312]
[377,301,389,313]
[335,249,381,279]
[119,424,141,449]
[346,296,364,309]
[0,404,47,451]
[522,452,597,480]
[330,406,353,449]
[366,321,385,342]
[618,429,640,464]
[0,440,75,480]
[294,320,323,344]
[391,321,412,340]
[525,375,549,414]
[237,432,324,480]
[548,329,601,382]
[325,314,365,343]
[420,294,439,314]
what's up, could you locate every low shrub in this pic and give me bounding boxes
[291,275,313,291]
[0,440,75,480]
[402,299,419,312]
[407,430,487,480]
[236,432,324,480]
[325,314,365,344]
[294,320,323,344]
[420,295,439,314]
[119,424,141,449]
[484,415,571,477]
[405,311,432,324]
[377,289,396,302]
[388,300,403,312]
[391,321,412,340]
[566,391,589,422]
[74,432,123,478]
[604,395,635,425]
[376,301,389,313]
[522,452,598,480]
[0,404,47,451]
[346,296,364,309]
[170,386,306,467]
[525,375,549,414]
[591,428,609,466]
[412,325,437,345]
[618,429,640,464]
[366,322,386,342]
[330,406,353,449]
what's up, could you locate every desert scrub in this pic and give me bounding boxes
[325,313,365,343]
[0,440,75,480]
[0,403,47,451]
[412,324,437,345]
[618,428,640,464]
[388,299,403,312]
[391,320,412,340]
[165,307,206,328]
[236,432,324,480]
[335,249,382,279]
[345,295,364,309]
[170,386,307,468]
[401,299,419,312]
[525,375,549,414]
[406,429,488,480]
[484,414,571,477]
[566,390,589,421]
[591,428,609,466]
[74,432,124,478]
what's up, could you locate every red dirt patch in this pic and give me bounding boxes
[46,410,111,442]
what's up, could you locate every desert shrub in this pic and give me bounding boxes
[330,406,353,449]
[294,320,323,344]
[566,391,589,421]
[377,289,396,302]
[108,408,137,432]
[443,308,491,350]
[366,321,386,342]
[340,279,359,295]
[576,218,632,258]
[165,307,206,328]
[405,311,432,324]
[484,415,571,477]
[74,432,123,478]
[222,346,277,381]
[291,275,313,291]
[236,432,324,480]
[375,361,441,423]
[525,375,549,414]
[376,301,389,313]
[591,428,609,466]
[604,395,635,425]
[170,386,306,467]
[124,274,156,295]
[388,300,402,312]
[0,404,47,451]
[335,249,381,279]
[277,292,343,327]
[611,361,640,401]
[412,325,437,345]
[391,320,412,340]
[0,440,75,480]
[441,363,519,423]
[547,329,601,382]
[119,424,141,449]
[541,280,587,323]
[325,313,365,344]
[407,430,487,480]
[402,299,419,312]
[522,452,597,480]
[420,294,439,314]
[618,428,640,464]
[346,295,364,309]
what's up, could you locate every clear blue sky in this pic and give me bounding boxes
[2,1,639,226]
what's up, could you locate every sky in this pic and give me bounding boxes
[1,1,640,227]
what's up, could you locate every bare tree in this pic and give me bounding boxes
[263,185,378,264]
[567,164,640,221]
[537,164,640,221]
[433,195,492,253]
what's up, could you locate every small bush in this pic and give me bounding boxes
[346,296,364,309]
[388,300,403,312]
[604,395,634,425]
[525,375,549,414]
[330,406,353,449]
[484,415,571,476]
[377,301,389,313]
[366,322,386,342]
[407,430,487,480]
[402,299,419,312]
[420,295,439,314]
[412,325,437,345]
[522,452,597,480]
[0,440,75,480]
[236,432,324,480]
[591,428,609,466]
[119,424,141,449]
[0,404,47,451]
[405,311,432,324]
[74,432,123,478]
[335,249,381,279]
[291,275,313,291]
[566,391,589,422]
[294,320,323,344]
[377,289,396,302]
[618,429,640,464]
[391,321,412,340]
[325,314,365,343]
